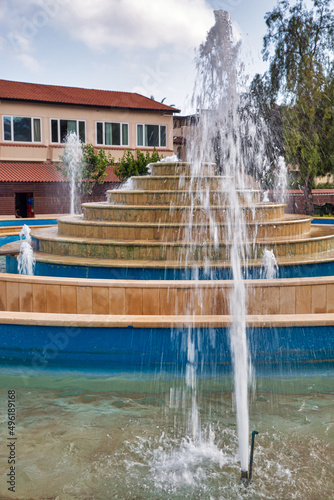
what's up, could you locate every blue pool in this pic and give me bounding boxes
[0,219,58,227]
[0,219,58,248]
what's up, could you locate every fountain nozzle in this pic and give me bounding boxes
[240,430,259,486]
[240,470,249,485]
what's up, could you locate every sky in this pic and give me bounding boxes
[0,0,290,113]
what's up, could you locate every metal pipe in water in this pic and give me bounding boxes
[240,430,259,486]
[248,430,259,482]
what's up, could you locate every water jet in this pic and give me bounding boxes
[0,9,333,500]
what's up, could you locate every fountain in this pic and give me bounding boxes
[0,10,334,500]
[61,131,83,215]
[17,224,35,276]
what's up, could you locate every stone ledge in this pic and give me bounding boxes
[1,272,334,287]
[0,311,333,328]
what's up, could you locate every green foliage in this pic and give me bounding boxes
[81,144,114,194]
[313,181,334,189]
[114,149,161,182]
[252,0,334,214]
[287,173,301,189]
[57,142,114,195]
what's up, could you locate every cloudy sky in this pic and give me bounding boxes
[1,0,287,113]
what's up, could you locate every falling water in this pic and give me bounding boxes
[179,9,283,473]
[17,224,35,275]
[62,131,83,214]
[262,249,278,279]
[183,10,252,473]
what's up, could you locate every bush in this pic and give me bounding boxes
[82,144,114,194]
[114,149,161,182]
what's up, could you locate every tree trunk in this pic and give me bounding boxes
[301,173,314,215]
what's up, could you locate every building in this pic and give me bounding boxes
[173,114,198,161]
[0,79,179,216]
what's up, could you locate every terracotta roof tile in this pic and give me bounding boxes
[104,166,120,183]
[173,136,187,144]
[0,162,120,183]
[0,79,180,113]
[0,162,65,182]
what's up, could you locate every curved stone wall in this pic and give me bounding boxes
[0,274,333,316]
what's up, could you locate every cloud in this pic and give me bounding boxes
[0,0,215,106]
[0,0,43,72]
[50,0,214,52]
[17,52,41,72]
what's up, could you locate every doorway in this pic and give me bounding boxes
[15,192,34,218]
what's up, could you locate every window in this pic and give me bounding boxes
[51,119,86,143]
[96,122,128,146]
[3,116,41,143]
[137,124,167,147]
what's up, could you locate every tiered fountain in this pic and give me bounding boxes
[0,10,334,499]
[23,162,334,278]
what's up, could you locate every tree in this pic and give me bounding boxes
[81,144,114,194]
[252,0,334,214]
[114,149,161,183]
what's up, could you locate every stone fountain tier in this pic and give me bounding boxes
[32,224,334,262]
[81,202,286,223]
[124,175,257,191]
[106,189,262,206]
[56,213,312,241]
[20,161,334,269]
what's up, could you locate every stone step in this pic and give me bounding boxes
[14,244,334,273]
[130,175,254,191]
[81,203,287,224]
[149,162,216,177]
[57,214,312,242]
[1,311,334,328]
[32,226,334,262]
[106,189,262,205]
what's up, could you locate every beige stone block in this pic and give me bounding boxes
[77,287,93,315]
[176,288,190,315]
[194,288,214,315]
[247,287,263,315]
[7,282,19,311]
[61,286,77,314]
[125,288,143,315]
[215,287,229,315]
[46,285,61,313]
[279,286,296,314]
[109,288,125,314]
[0,281,6,310]
[133,246,140,260]
[159,287,176,315]
[327,284,334,313]
[92,287,109,315]
[295,286,311,314]
[143,288,160,315]
[262,287,280,315]
[33,284,47,313]
[311,285,326,314]
[19,282,33,312]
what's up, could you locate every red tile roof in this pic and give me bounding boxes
[173,136,187,145]
[104,166,120,183]
[0,162,120,183]
[0,79,180,113]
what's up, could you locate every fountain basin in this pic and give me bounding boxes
[0,312,333,374]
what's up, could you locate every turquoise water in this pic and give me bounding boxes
[0,370,333,499]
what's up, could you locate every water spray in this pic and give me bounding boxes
[240,430,259,486]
